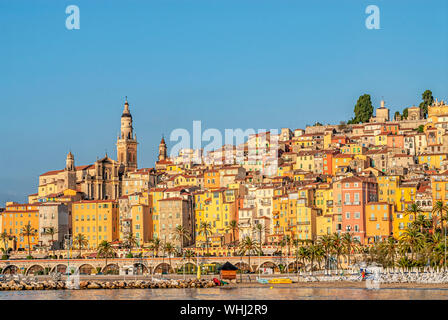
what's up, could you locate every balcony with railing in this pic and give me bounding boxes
[369,217,377,221]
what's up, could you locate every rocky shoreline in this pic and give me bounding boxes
[0,279,219,291]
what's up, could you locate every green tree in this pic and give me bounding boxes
[164,242,176,271]
[239,236,259,273]
[419,89,434,118]
[123,231,137,253]
[97,240,115,270]
[0,231,10,258]
[402,107,409,119]
[331,233,344,271]
[43,227,58,257]
[318,234,334,273]
[198,222,213,255]
[20,223,37,258]
[351,94,374,124]
[252,223,267,255]
[417,125,424,133]
[226,220,240,256]
[399,227,425,261]
[73,233,88,258]
[149,237,161,257]
[432,201,447,232]
[342,232,359,266]
[172,225,191,254]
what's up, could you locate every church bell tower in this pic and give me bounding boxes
[116,97,138,171]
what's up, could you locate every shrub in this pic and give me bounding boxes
[1,255,9,260]
[126,253,134,258]
[26,255,33,260]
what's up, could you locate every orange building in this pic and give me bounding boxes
[365,202,393,244]
[1,203,40,251]
[204,169,220,189]
[387,134,404,149]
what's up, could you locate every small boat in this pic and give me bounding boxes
[257,278,269,284]
[268,278,293,284]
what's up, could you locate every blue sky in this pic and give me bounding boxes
[0,0,447,204]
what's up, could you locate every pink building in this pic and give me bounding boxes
[340,176,378,244]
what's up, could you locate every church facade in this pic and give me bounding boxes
[37,99,154,201]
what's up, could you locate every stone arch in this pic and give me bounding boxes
[256,261,280,273]
[51,264,67,274]
[154,263,173,274]
[133,263,149,275]
[26,264,45,276]
[3,265,19,274]
[102,264,119,275]
[180,262,197,274]
[235,262,251,272]
[78,264,95,275]
[25,264,45,276]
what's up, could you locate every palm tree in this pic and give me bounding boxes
[226,220,240,256]
[123,231,137,254]
[432,201,447,232]
[296,246,309,272]
[313,243,326,272]
[43,227,58,257]
[284,235,292,257]
[330,233,344,271]
[164,242,176,272]
[149,237,161,257]
[97,240,115,271]
[73,233,88,258]
[0,231,10,257]
[183,249,196,273]
[405,203,423,220]
[252,223,267,255]
[20,223,37,258]
[399,226,424,261]
[413,214,432,234]
[318,234,334,273]
[172,225,191,254]
[342,232,359,267]
[239,236,259,273]
[384,236,397,268]
[198,222,212,255]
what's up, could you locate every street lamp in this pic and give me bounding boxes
[64,234,72,279]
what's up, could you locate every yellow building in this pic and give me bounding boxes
[72,200,119,249]
[277,162,294,177]
[418,153,447,170]
[332,154,354,173]
[273,190,317,241]
[194,188,237,249]
[172,174,199,187]
[340,143,366,155]
[126,193,152,246]
[395,182,418,212]
[375,134,388,146]
[314,184,334,236]
[1,203,40,251]
[294,152,316,172]
[148,187,165,239]
[432,175,448,206]
[293,170,307,182]
[365,202,393,243]
[166,164,183,175]
[377,175,400,204]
